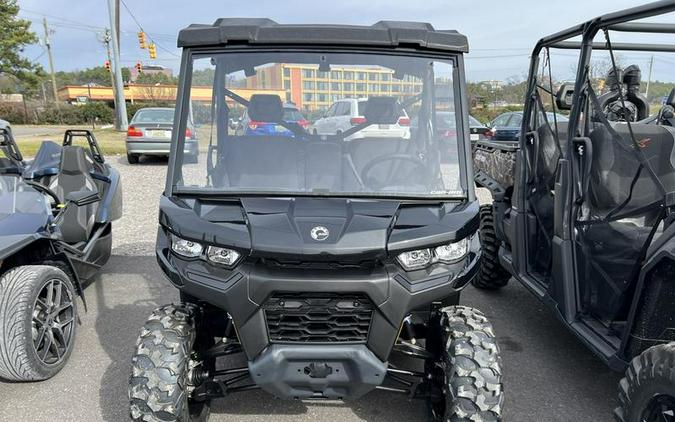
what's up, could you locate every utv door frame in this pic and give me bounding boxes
[508,0,675,370]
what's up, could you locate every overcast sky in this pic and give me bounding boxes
[15,0,675,82]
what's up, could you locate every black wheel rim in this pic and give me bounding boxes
[31,279,75,366]
[642,394,675,422]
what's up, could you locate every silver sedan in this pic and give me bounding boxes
[125,107,199,164]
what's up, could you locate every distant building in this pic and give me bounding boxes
[129,65,174,82]
[57,84,284,106]
[247,64,423,111]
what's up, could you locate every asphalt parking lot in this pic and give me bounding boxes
[0,154,622,421]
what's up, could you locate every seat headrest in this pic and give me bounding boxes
[60,146,90,175]
[248,94,283,122]
[667,88,675,107]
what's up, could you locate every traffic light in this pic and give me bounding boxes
[104,60,111,71]
[135,61,142,73]
[148,43,157,59]
[137,31,147,49]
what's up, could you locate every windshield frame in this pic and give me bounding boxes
[166,45,474,201]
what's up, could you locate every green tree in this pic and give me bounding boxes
[0,0,43,87]
[136,72,177,85]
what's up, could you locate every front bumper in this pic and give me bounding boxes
[156,228,480,363]
[126,139,199,156]
[248,344,387,399]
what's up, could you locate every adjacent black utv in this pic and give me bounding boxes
[0,129,122,381]
[473,1,675,421]
[128,20,503,421]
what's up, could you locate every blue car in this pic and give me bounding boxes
[236,103,309,137]
[487,111,568,141]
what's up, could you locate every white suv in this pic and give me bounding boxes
[311,98,410,140]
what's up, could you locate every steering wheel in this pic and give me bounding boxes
[24,180,62,206]
[360,153,430,190]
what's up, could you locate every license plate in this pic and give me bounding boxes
[470,134,479,141]
[147,130,171,139]
[378,124,390,130]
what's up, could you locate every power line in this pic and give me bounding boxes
[118,0,179,58]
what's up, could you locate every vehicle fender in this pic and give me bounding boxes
[96,167,123,223]
[0,234,40,261]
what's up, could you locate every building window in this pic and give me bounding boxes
[330,71,341,79]
[331,94,340,102]
[381,73,391,81]
[283,80,290,89]
[368,73,378,81]
[285,92,292,102]
[303,93,314,102]
[368,84,379,92]
[381,85,390,93]
[331,82,341,90]
[355,83,366,91]
[303,81,315,90]
[283,67,290,77]
[344,71,354,80]
[343,83,353,91]
[302,69,314,78]
[356,72,366,80]
[317,82,329,90]
[317,93,328,102]
[392,84,400,92]
[317,70,329,79]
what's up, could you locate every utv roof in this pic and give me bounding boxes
[177,19,468,53]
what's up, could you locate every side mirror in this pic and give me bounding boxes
[556,84,574,111]
[662,105,675,120]
[65,190,100,206]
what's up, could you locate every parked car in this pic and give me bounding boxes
[234,103,309,137]
[487,111,568,141]
[312,98,410,140]
[125,107,199,164]
[0,119,10,133]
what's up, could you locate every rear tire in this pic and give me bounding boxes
[0,265,77,381]
[427,306,503,421]
[127,153,140,164]
[129,304,210,422]
[614,343,675,422]
[473,204,510,290]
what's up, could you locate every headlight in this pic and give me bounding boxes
[206,246,241,267]
[171,234,203,258]
[397,248,432,271]
[396,238,470,270]
[435,238,469,264]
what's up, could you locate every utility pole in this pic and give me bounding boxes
[645,55,654,98]
[106,0,128,131]
[102,29,118,114]
[114,0,120,48]
[42,17,60,109]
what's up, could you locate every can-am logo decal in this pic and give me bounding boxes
[310,226,329,241]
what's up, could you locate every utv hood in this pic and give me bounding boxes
[160,196,479,262]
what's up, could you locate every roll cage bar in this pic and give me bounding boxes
[518,0,675,211]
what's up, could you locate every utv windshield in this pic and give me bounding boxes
[174,50,466,198]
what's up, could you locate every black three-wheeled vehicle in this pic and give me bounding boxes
[473,1,675,420]
[129,19,504,421]
[0,129,122,381]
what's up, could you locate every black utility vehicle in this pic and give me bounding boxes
[473,1,675,421]
[0,129,122,381]
[128,19,503,421]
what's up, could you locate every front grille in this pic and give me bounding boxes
[263,293,374,343]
